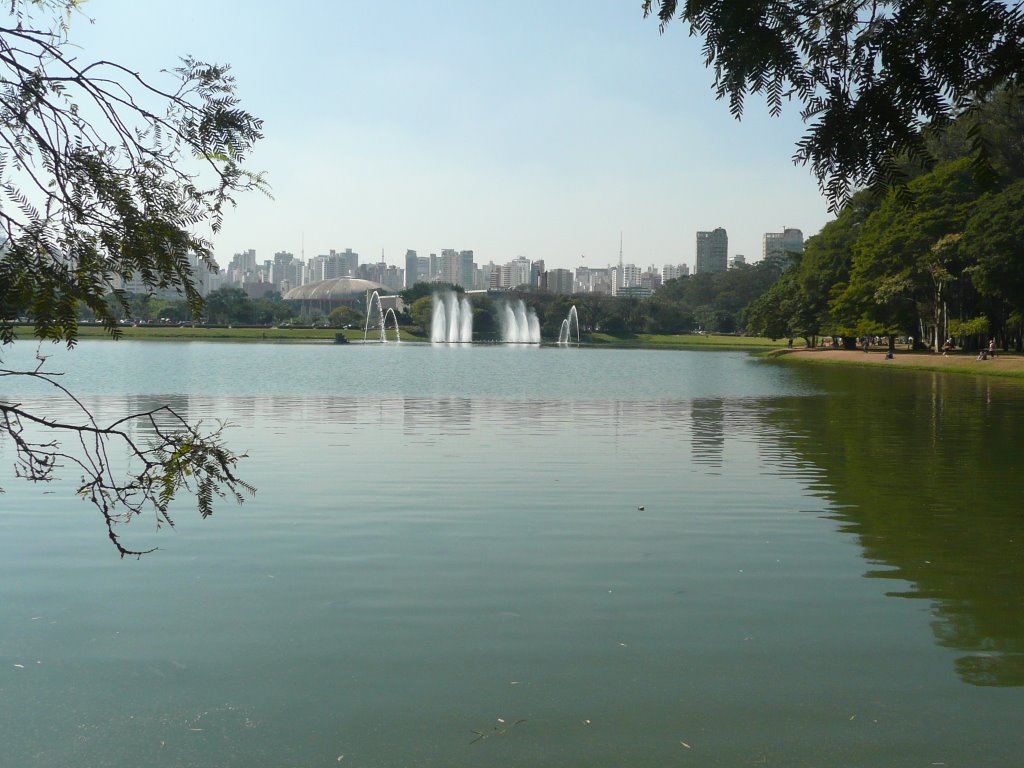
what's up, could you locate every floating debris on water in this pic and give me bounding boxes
[469,718,527,744]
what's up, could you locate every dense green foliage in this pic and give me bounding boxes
[644,1,1024,211]
[747,88,1024,351]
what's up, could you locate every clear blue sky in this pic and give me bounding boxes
[70,0,830,272]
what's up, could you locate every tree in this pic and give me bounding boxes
[962,179,1024,318]
[328,306,363,328]
[203,287,251,325]
[643,1,1024,211]
[1,1,264,555]
[834,159,981,342]
[409,295,433,332]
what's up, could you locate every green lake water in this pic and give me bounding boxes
[1,341,1022,767]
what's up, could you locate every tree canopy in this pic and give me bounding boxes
[643,0,1024,211]
[747,86,1024,351]
[1,1,264,555]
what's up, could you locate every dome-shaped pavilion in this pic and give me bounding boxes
[283,277,387,318]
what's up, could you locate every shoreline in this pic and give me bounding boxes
[766,347,1024,381]
[11,326,1024,381]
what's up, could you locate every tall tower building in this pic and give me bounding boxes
[695,228,728,274]
[439,249,460,286]
[459,250,475,289]
[404,249,418,288]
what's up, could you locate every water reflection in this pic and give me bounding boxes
[690,398,725,469]
[122,394,195,440]
[760,364,1024,687]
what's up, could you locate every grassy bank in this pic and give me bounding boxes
[767,347,1024,382]
[11,325,785,349]
[586,333,788,350]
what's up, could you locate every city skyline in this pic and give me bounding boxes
[67,1,832,272]
[224,222,799,280]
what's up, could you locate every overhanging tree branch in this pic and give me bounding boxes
[642,1,1024,212]
[2,354,255,557]
[1,1,262,554]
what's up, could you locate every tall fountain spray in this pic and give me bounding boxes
[498,299,541,343]
[364,291,385,343]
[431,290,473,343]
[363,291,402,343]
[557,305,580,346]
[383,308,401,343]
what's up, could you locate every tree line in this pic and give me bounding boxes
[746,88,1024,353]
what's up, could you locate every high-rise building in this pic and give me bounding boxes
[662,264,689,281]
[309,249,359,282]
[480,262,496,290]
[729,254,747,269]
[381,265,404,291]
[339,248,359,275]
[762,228,804,266]
[404,249,418,288]
[459,250,475,289]
[504,256,532,289]
[439,249,460,286]
[695,228,728,274]
[613,263,642,295]
[544,268,573,295]
[531,259,545,288]
[575,266,612,294]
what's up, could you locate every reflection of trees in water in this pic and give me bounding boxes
[124,394,194,439]
[760,365,1024,687]
[403,397,473,436]
[690,398,725,469]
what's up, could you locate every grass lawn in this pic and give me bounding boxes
[13,325,781,349]
[586,333,789,350]
[768,347,1024,382]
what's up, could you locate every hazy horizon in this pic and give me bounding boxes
[68,1,831,272]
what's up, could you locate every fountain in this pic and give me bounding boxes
[363,291,401,343]
[557,305,580,346]
[498,299,541,344]
[383,307,401,343]
[431,290,473,343]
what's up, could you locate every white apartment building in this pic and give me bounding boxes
[662,263,689,281]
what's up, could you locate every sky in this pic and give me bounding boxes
[65,0,832,273]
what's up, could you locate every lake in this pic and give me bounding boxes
[2,340,1022,767]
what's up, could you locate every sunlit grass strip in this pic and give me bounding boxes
[769,351,1024,381]
[588,333,788,349]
